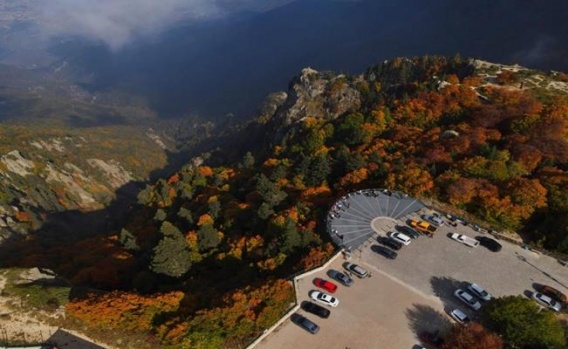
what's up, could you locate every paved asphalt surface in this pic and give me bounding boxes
[256,192,568,349]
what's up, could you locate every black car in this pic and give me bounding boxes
[377,236,403,250]
[291,313,320,334]
[371,245,398,259]
[539,284,567,304]
[301,301,331,318]
[327,269,354,286]
[475,236,502,252]
[396,225,420,239]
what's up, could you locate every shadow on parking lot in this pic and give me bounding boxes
[523,289,534,298]
[516,252,568,290]
[430,276,469,310]
[405,303,452,335]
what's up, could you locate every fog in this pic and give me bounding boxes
[39,0,295,49]
[2,0,567,121]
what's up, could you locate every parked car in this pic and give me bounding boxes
[449,233,480,247]
[419,331,445,348]
[467,283,492,301]
[371,244,398,259]
[539,285,567,304]
[396,225,420,239]
[314,278,337,293]
[475,236,502,252]
[454,289,481,310]
[422,214,444,226]
[532,292,562,312]
[409,219,437,236]
[301,301,330,319]
[310,290,339,307]
[327,269,353,287]
[449,308,470,324]
[377,236,403,250]
[344,262,369,278]
[290,313,319,334]
[388,231,411,246]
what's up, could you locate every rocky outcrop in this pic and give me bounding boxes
[273,68,361,127]
[0,150,35,177]
[87,159,133,189]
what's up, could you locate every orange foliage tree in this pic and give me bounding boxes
[67,291,184,332]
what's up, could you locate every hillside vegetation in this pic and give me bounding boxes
[1,56,567,348]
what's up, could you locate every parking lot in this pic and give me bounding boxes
[255,202,568,349]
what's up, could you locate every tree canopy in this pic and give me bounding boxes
[480,296,566,349]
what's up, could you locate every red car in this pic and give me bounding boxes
[314,278,338,293]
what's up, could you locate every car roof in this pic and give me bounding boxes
[349,263,366,272]
[470,283,485,292]
[394,232,410,240]
[451,309,467,319]
[536,293,553,302]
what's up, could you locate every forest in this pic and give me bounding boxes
[2,56,567,348]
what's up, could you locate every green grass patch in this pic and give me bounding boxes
[1,268,71,311]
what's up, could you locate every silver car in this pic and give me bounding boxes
[449,308,470,324]
[533,292,562,312]
[344,262,369,278]
[454,289,481,311]
[467,283,492,301]
[422,214,444,226]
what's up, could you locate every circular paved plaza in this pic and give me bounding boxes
[327,189,425,251]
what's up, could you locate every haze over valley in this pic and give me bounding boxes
[1,0,567,119]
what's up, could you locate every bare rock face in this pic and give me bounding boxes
[0,129,167,238]
[0,150,35,177]
[274,68,361,127]
[87,159,133,189]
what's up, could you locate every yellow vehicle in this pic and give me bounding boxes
[409,219,437,236]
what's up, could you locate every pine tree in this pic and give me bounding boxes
[150,222,192,278]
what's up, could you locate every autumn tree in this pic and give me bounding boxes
[506,178,547,219]
[496,70,518,85]
[150,222,193,277]
[67,291,184,332]
[442,322,503,349]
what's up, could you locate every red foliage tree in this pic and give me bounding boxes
[442,322,503,349]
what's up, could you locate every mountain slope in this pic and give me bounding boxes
[0,56,564,348]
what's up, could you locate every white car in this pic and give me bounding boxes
[449,308,470,324]
[454,289,481,310]
[467,283,492,301]
[532,292,562,312]
[450,233,480,248]
[310,291,339,307]
[388,232,411,246]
